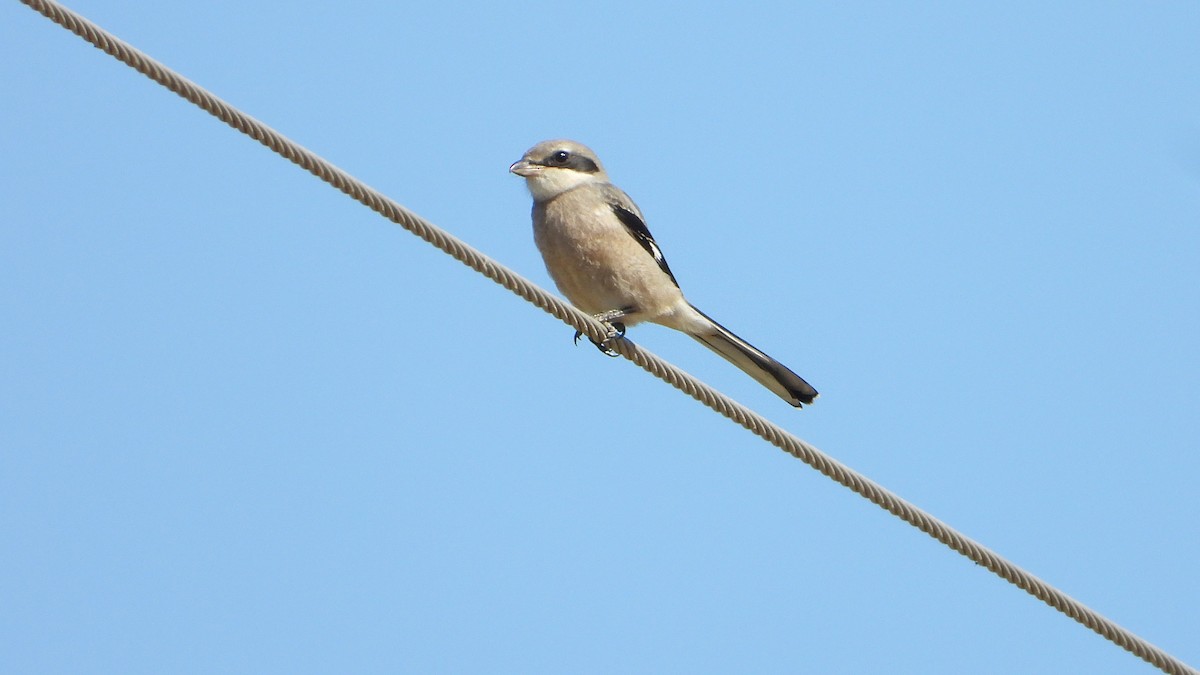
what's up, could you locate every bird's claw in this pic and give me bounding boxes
[573,321,625,357]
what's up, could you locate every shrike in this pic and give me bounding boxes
[510,139,818,408]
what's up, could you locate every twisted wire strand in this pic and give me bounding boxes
[17,1,1196,673]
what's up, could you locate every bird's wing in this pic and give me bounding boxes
[603,187,679,288]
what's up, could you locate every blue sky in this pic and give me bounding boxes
[4,1,1198,673]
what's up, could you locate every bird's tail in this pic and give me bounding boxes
[687,305,818,407]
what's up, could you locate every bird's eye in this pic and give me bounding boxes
[552,150,570,164]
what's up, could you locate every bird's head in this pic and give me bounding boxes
[510,139,609,202]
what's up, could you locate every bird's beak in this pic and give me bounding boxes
[509,159,539,177]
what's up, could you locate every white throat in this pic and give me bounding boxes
[526,167,605,202]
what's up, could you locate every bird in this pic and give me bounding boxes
[510,139,818,408]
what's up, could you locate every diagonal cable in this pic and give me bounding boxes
[15,1,1197,673]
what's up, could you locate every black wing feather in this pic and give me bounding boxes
[610,203,679,288]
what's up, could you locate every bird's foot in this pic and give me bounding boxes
[573,316,627,357]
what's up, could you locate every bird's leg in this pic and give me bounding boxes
[573,307,632,357]
[593,309,629,334]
